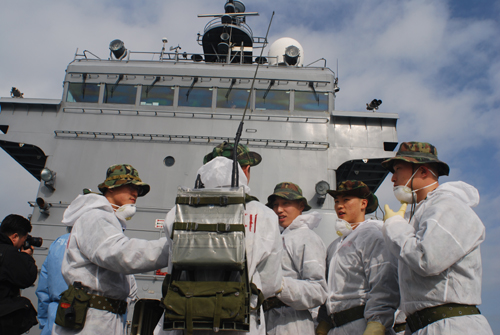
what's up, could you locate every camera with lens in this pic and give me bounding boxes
[23,234,43,249]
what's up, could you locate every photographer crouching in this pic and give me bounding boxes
[0,214,39,334]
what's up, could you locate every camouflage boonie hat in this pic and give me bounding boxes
[381,141,449,176]
[203,142,262,167]
[266,182,312,212]
[97,164,150,197]
[327,180,378,214]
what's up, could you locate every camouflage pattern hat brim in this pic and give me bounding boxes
[381,141,449,176]
[203,142,262,167]
[266,182,312,212]
[98,164,150,197]
[327,180,378,214]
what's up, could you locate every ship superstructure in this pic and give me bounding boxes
[0,1,398,332]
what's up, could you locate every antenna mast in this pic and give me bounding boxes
[231,11,275,187]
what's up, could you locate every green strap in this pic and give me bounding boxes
[330,305,365,327]
[88,295,127,315]
[176,196,245,206]
[186,295,193,335]
[250,283,265,311]
[161,274,171,298]
[173,222,245,232]
[406,304,480,333]
[262,296,288,312]
[393,323,406,333]
[213,291,222,331]
[175,194,258,206]
[245,194,259,203]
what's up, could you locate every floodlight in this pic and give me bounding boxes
[191,54,203,62]
[366,99,382,111]
[36,197,52,215]
[284,45,300,66]
[41,168,56,191]
[41,168,55,182]
[109,39,127,60]
[255,56,267,64]
[315,180,330,205]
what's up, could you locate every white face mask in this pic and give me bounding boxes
[335,218,353,237]
[393,167,438,204]
[112,204,137,221]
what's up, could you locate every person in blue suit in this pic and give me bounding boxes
[36,233,70,335]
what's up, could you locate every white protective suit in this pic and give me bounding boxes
[324,219,399,335]
[161,157,284,335]
[383,181,493,335]
[52,193,170,335]
[265,211,328,335]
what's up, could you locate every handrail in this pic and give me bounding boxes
[73,50,330,69]
[62,107,330,123]
[54,130,330,151]
[305,58,327,68]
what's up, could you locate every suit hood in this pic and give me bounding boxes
[196,156,251,194]
[62,194,113,227]
[431,181,480,208]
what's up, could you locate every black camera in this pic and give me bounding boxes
[23,235,43,249]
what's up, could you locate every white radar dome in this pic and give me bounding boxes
[268,37,304,66]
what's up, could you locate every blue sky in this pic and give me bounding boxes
[1,0,499,331]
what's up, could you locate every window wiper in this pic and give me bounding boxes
[110,74,124,98]
[145,76,161,96]
[186,77,199,101]
[309,81,319,105]
[225,78,237,100]
[263,79,275,100]
[82,73,87,99]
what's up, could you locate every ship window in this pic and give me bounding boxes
[178,87,212,108]
[217,88,251,109]
[140,86,174,106]
[163,156,175,167]
[255,90,289,111]
[295,91,328,111]
[66,83,100,103]
[104,84,137,104]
